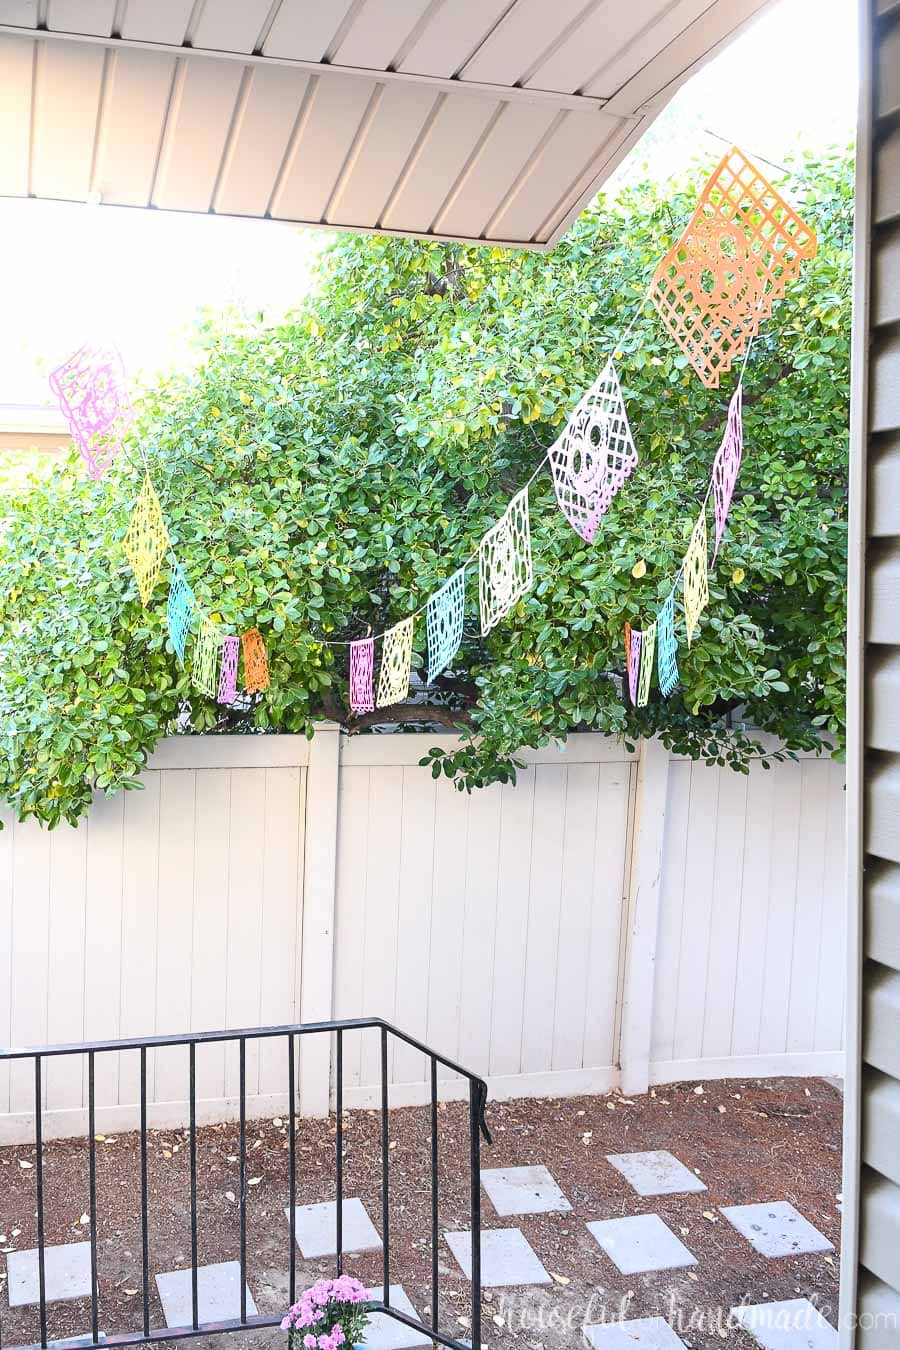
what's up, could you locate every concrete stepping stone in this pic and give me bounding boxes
[444,1227,551,1287]
[7,1242,93,1307]
[155,1261,257,1327]
[719,1201,834,1259]
[606,1150,706,1197]
[363,1286,431,1349]
[586,1214,697,1275]
[284,1198,382,1259]
[481,1165,572,1216]
[730,1298,838,1348]
[584,1317,688,1349]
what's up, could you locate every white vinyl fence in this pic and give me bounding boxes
[0,730,845,1140]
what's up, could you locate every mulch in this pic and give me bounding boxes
[0,1076,842,1349]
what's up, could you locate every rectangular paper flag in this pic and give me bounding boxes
[682,509,709,645]
[479,487,533,635]
[349,638,375,714]
[637,621,656,707]
[657,592,679,697]
[426,567,465,684]
[377,617,414,708]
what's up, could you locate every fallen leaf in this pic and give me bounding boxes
[550,1273,570,1286]
[79,1214,90,1226]
[18,1161,32,1170]
[248,1177,262,1186]
[225,1191,236,1203]
[703,1211,718,1223]
[693,1086,705,1096]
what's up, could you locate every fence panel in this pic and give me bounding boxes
[650,753,847,1082]
[0,731,846,1141]
[0,740,308,1137]
[332,735,635,1106]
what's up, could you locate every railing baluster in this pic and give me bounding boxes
[380,1026,389,1308]
[287,1034,296,1307]
[189,1043,198,1331]
[88,1052,99,1344]
[469,1081,482,1350]
[335,1029,343,1277]
[239,1037,247,1325]
[139,1048,150,1338]
[430,1057,439,1335]
[0,1019,486,1350]
[35,1055,47,1350]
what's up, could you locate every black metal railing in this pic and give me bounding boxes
[0,1018,491,1350]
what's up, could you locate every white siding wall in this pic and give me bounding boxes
[0,731,845,1141]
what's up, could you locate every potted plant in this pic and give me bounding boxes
[281,1276,373,1350]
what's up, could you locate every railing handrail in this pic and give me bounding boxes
[0,1015,487,1090]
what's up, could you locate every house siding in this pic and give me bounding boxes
[852,0,900,1335]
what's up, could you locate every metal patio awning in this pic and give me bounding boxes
[0,0,770,248]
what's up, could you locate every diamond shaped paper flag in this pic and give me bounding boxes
[242,628,270,693]
[49,343,134,479]
[650,146,818,387]
[167,562,195,667]
[426,567,466,684]
[548,360,638,541]
[682,509,709,645]
[377,616,414,708]
[218,635,239,704]
[349,638,375,714]
[625,623,642,705]
[123,473,169,607]
[712,385,744,562]
[193,617,221,700]
[637,620,656,707]
[479,487,533,635]
[657,592,679,697]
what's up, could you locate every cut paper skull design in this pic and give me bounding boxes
[650,146,818,387]
[49,343,135,479]
[547,360,638,542]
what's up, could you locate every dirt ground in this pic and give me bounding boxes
[0,1076,842,1349]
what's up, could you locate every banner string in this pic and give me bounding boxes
[91,136,815,692]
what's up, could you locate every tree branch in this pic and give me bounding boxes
[345,703,473,732]
[696,360,794,434]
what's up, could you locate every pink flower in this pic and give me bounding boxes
[303,1335,316,1349]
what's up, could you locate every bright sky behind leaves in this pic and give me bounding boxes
[0,0,857,410]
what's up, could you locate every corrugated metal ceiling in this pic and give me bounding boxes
[0,0,772,248]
